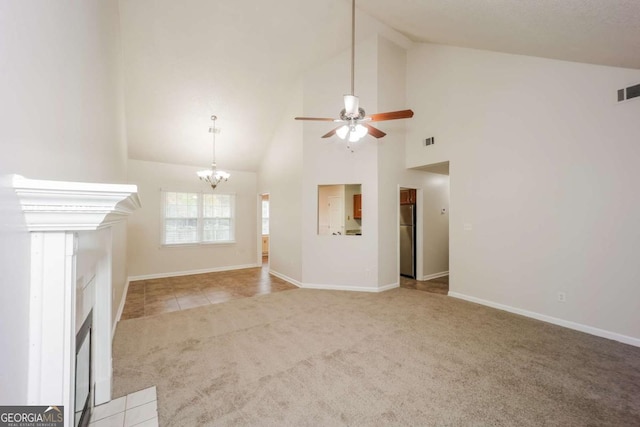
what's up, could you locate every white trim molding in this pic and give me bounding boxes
[301,282,399,293]
[114,278,130,337]
[378,282,400,292]
[128,263,260,282]
[449,292,640,348]
[269,270,303,288]
[12,174,140,231]
[12,175,140,423]
[421,270,449,281]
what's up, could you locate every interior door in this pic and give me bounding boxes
[328,196,344,235]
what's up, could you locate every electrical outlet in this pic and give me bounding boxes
[557,292,566,303]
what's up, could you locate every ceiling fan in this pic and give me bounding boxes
[295,0,414,145]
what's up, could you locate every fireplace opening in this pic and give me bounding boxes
[75,310,92,427]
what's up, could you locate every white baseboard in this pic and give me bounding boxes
[302,282,399,293]
[269,270,303,288]
[448,292,640,348]
[421,270,449,281]
[113,278,130,338]
[128,263,260,282]
[268,270,398,293]
[378,282,400,292]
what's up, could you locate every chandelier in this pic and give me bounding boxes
[197,115,230,189]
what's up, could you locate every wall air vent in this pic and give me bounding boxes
[424,137,435,146]
[618,83,640,102]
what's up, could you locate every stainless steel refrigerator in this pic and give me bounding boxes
[400,204,415,278]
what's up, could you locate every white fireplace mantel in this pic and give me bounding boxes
[12,175,140,232]
[12,175,140,427]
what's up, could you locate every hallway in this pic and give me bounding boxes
[399,275,449,295]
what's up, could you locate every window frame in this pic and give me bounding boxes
[160,189,236,247]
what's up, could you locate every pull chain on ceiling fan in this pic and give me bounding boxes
[295,0,414,146]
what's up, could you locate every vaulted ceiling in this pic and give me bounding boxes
[119,0,640,172]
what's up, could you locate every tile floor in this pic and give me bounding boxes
[399,274,449,295]
[121,258,297,320]
[90,386,158,427]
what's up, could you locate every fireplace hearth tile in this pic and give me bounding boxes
[124,401,157,427]
[125,386,157,410]
[91,396,126,422]
[91,386,157,427]
[90,411,124,427]
[129,418,158,427]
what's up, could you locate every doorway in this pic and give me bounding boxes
[399,187,417,279]
[260,194,269,264]
[399,161,450,295]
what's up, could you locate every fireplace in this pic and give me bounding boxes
[75,310,92,427]
[12,175,140,426]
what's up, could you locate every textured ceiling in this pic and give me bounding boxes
[358,0,640,70]
[119,0,640,172]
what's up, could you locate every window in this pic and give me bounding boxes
[162,191,235,245]
[261,199,269,235]
[203,193,233,242]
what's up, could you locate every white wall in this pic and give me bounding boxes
[266,33,447,291]
[406,43,640,342]
[0,3,127,182]
[301,38,381,290]
[0,0,128,404]
[420,174,450,278]
[127,159,257,278]
[257,83,304,284]
[376,36,451,285]
[376,36,410,286]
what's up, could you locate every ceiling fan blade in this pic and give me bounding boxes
[362,123,386,139]
[321,127,341,139]
[295,117,336,121]
[367,109,414,122]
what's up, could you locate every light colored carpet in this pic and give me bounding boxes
[113,288,640,426]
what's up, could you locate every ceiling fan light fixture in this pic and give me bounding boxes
[347,123,367,142]
[292,0,413,145]
[355,123,368,139]
[337,122,368,142]
[344,95,360,116]
[336,125,349,139]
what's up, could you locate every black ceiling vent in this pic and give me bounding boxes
[618,83,640,102]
